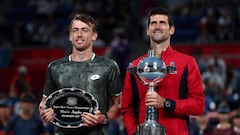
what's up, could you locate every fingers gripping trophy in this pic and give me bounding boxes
[129,49,176,135]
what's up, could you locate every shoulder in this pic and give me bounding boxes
[94,55,118,67]
[47,56,68,69]
[173,49,196,63]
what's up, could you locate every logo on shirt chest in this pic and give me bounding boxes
[90,74,101,80]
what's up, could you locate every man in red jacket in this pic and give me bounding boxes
[120,7,205,135]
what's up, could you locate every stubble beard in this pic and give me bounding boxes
[151,35,166,44]
[75,42,91,52]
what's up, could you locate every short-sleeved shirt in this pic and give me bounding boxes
[43,54,122,135]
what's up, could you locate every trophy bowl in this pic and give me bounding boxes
[137,55,167,85]
[45,88,99,128]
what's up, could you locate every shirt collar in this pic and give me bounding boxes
[161,46,175,60]
[68,53,96,62]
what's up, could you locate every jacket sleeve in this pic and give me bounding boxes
[120,71,139,135]
[174,58,205,115]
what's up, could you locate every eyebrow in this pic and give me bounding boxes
[151,20,167,23]
[71,26,89,30]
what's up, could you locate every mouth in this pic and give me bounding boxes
[153,30,162,35]
[76,39,84,44]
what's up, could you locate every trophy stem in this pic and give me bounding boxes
[136,82,166,135]
[145,82,157,122]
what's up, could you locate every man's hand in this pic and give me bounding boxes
[145,91,165,108]
[81,110,107,127]
[39,97,55,123]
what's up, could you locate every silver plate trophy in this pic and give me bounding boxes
[129,49,176,135]
[45,88,99,128]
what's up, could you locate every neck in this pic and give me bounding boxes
[20,113,32,120]
[217,122,231,129]
[150,42,169,58]
[71,49,94,62]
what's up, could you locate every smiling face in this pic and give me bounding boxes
[69,20,98,52]
[147,14,174,44]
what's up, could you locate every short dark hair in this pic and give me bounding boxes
[0,99,10,107]
[20,92,35,103]
[147,7,174,27]
[69,14,98,32]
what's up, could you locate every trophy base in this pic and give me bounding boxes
[136,120,166,135]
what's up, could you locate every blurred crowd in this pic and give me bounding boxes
[0,0,240,48]
[0,0,240,135]
[190,49,240,135]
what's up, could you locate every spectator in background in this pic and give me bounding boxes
[192,50,208,74]
[198,7,218,42]
[0,100,12,135]
[36,0,56,18]
[225,57,240,110]
[0,34,12,68]
[49,29,66,48]
[204,94,216,113]
[195,27,215,44]
[10,18,24,46]
[225,66,239,96]
[189,117,200,135]
[49,28,72,55]
[85,0,102,16]
[233,110,240,135]
[195,111,214,135]
[108,117,127,135]
[23,17,41,45]
[106,27,131,80]
[3,92,48,135]
[216,6,235,41]
[202,60,225,104]
[9,65,33,99]
[38,15,57,45]
[207,50,226,83]
[212,102,235,135]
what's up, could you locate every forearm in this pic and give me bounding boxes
[107,96,120,120]
[174,95,205,115]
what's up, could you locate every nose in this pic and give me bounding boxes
[77,30,82,37]
[155,23,161,29]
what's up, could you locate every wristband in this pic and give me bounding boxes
[102,113,109,124]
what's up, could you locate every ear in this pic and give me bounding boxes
[92,32,98,41]
[69,32,72,41]
[169,25,175,36]
[146,27,150,36]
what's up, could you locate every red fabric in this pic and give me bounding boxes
[0,130,13,135]
[121,46,205,135]
[212,127,235,135]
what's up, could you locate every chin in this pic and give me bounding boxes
[76,48,86,52]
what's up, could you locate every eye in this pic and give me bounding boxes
[82,27,89,32]
[160,21,167,24]
[150,21,157,26]
[71,28,78,33]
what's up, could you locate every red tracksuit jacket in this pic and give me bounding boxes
[121,46,205,135]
